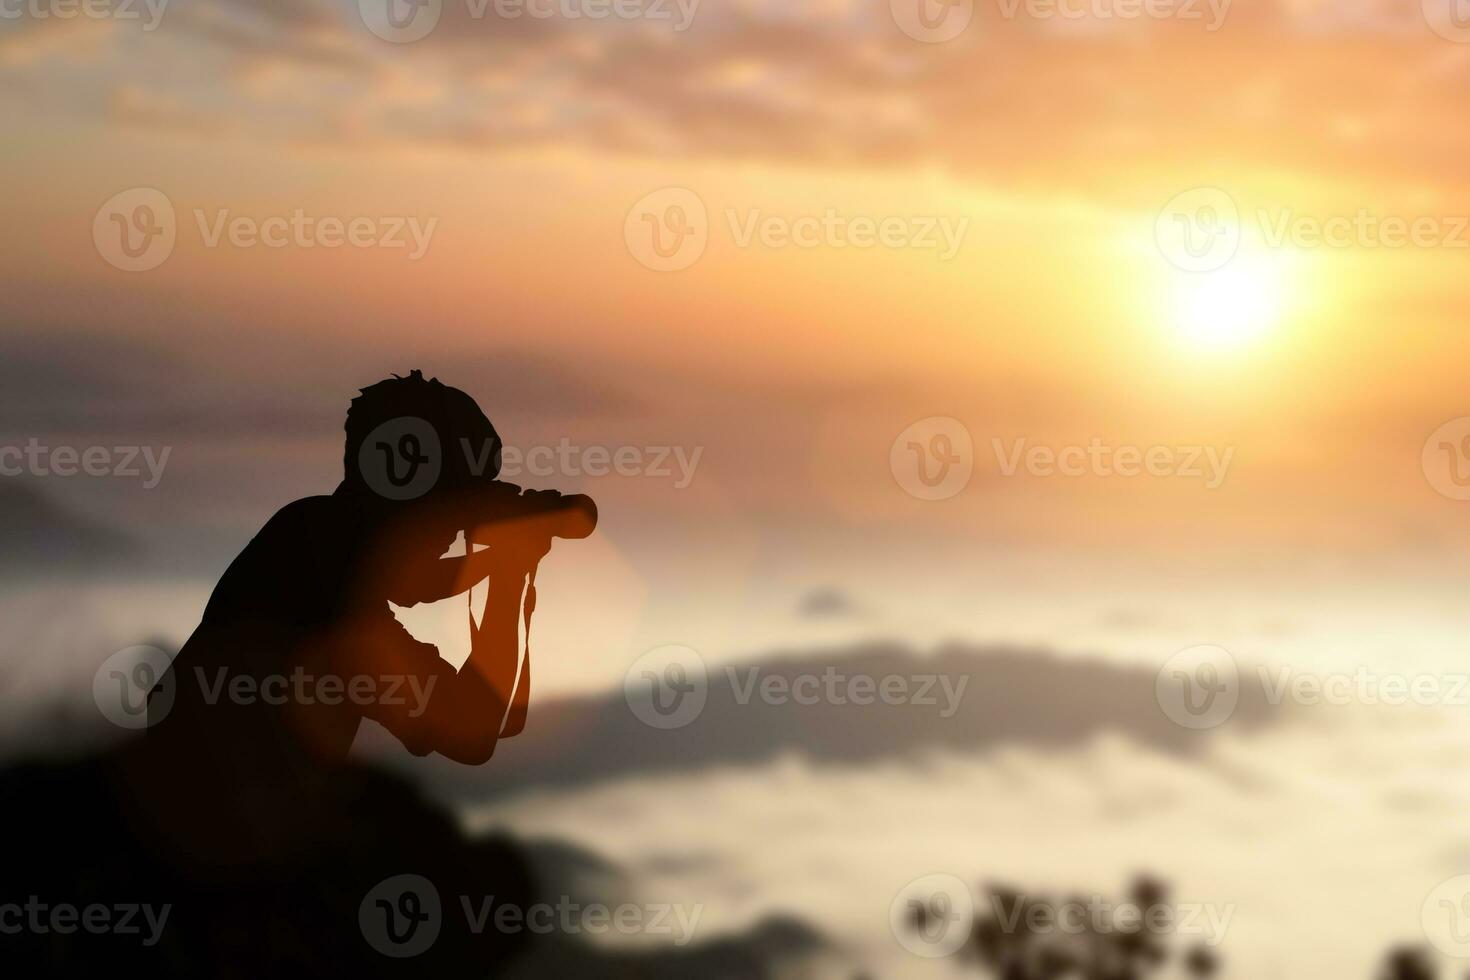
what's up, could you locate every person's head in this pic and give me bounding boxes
[341,371,502,541]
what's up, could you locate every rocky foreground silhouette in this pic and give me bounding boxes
[0,747,834,977]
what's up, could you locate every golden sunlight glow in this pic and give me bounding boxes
[1168,255,1287,351]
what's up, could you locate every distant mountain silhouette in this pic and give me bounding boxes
[797,587,863,618]
[516,835,626,905]
[504,836,843,977]
[0,481,136,574]
[379,642,1277,803]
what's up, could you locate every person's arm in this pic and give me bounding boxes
[385,547,506,608]
[383,490,564,607]
[352,552,539,764]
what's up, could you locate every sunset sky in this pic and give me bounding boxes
[12,2,1470,977]
[6,0,1470,680]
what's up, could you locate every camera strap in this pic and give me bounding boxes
[498,566,536,738]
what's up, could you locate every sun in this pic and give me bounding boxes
[1168,255,1287,351]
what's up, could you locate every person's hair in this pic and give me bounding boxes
[342,370,501,491]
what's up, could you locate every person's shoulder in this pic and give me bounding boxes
[267,494,338,523]
[198,495,347,623]
[252,495,347,545]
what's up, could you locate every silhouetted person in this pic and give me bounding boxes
[123,371,596,868]
[7,373,600,976]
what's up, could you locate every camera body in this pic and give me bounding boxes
[466,482,598,547]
